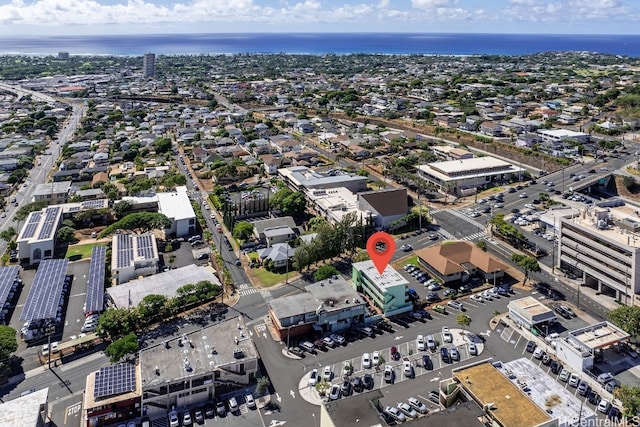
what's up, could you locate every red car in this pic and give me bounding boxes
[391,346,401,361]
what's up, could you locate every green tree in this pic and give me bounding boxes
[113,200,133,218]
[14,201,47,222]
[614,384,640,417]
[256,376,271,396]
[476,240,487,251]
[56,226,78,244]
[314,265,339,281]
[137,294,168,322]
[153,137,172,154]
[0,227,16,242]
[307,216,327,232]
[100,212,172,237]
[456,313,472,327]
[96,308,140,340]
[609,305,640,338]
[104,333,140,363]
[0,325,18,360]
[232,221,254,241]
[511,254,540,286]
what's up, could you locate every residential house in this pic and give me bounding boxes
[256,243,293,268]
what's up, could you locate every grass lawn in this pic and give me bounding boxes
[251,268,292,287]
[65,242,101,260]
[393,254,418,269]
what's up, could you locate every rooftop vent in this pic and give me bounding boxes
[184,357,192,372]
[233,349,244,359]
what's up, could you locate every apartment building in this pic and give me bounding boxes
[558,207,640,306]
[351,260,412,316]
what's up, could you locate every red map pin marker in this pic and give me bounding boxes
[366,231,396,275]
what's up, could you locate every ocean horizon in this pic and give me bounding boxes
[1,33,639,57]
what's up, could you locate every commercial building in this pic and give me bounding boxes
[82,364,142,427]
[139,317,259,419]
[0,388,48,427]
[106,264,221,308]
[268,277,367,340]
[110,233,159,285]
[278,166,368,193]
[453,358,594,427]
[555,322,629,372]
[507,296,556,330]
[352,260,412,316]
[537,129,589,144]
[415,241,507,285]
[558,207,640,306]
[32,181,72,205]
[416,157,520,196]
[142,53,155,77]
[16,205,63,265]
[156,186,196,238]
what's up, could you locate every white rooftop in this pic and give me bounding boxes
[352,260,408,291]
[107,264,221,308]
[0,387,48,427]
[157,186,195,221]
[417,156,520,181]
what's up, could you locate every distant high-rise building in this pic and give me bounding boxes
[143,53,155,77]
[58,51,69,60]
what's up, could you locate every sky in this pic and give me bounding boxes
[0,0,639,36]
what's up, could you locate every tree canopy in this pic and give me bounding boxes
[0,325,18,360]
[99,212,172,237]
[232,221,254,241]
[511,254,540,286]
[270,188,306,217]
[609,305,640,338]
[14,201,47,222]
[105,333,139,363]
[96,308,140,340]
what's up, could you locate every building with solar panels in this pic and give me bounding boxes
[111,233,159,285]
[83,363,142,427]
[16,205,63,265]
[139,316,259,419]
[156,186,196,238]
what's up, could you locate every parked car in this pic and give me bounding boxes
[416,335,426,351]
[422,354,433,370]
[322,365,332,381]
[440,347,450,363]
[588,390,601,405]
[390,346,401,360]
[559,369,571,382]
[352,376,363,393]
[447,301,465,311]
[372,351,380,366]
[397,402,418,418]
[450,347,460,361]
[469,342,478,356]
[597,372,614,385]
[569,373,581,388]
[242,393,255,410]
[533,347,545,359]
[329,384,341,400]
[329,334,346,345]
[403,359,414,378]
[429,390,440,403]
[442,327,453,343]
[384,406,406,423]
[362,353,372,369]
[525,341,536,353]
[309,369,318,386]
[426,335,436,351]
[408,397,428,414]
[363,373,374,390]
[168,411,180,427]
[577,380,590,396]
[384,365,394,383]
[340,380,352,396]
[597,399,612,414]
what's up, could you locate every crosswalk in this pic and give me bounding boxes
[461,231,487,241]
[237,283,272,300]
[447,208,485,229]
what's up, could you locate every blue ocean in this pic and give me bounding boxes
[1,33,639,57]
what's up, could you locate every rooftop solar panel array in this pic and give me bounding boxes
[0,266,19,312]
[20,258,69,322]
[116,234,133,269]
[94,364,137,399]
[82,200,107,210]
[22,211,43,239]
[85,246,106,313]
[38,206,61,240]
[136,234,155,259]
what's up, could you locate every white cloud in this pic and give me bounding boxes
[411,0,454,9]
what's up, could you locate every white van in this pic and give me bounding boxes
[533,346,545,360]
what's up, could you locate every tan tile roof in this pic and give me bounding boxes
[415,241,508,275]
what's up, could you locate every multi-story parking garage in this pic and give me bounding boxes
[558,206,640,306]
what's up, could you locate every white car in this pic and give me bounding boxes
[245,393,256,409]
[342,361,353,375]
[416,335,426,351]
[598,399,611,414]
[470,293,484,303]
[469,342,478,356]
[330,334,346,345]
[322,336,335,348]
[397,402,418,418]
[309,369,318,386]
[442,326,453,343]
[168,411,179,427]
[426,335,436,350]
[362,353,372,369]
[323,365,333,381]
[407,397,429,414]
[403,359,413,378]
[384,406,406,422]
[372,351,380,366]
